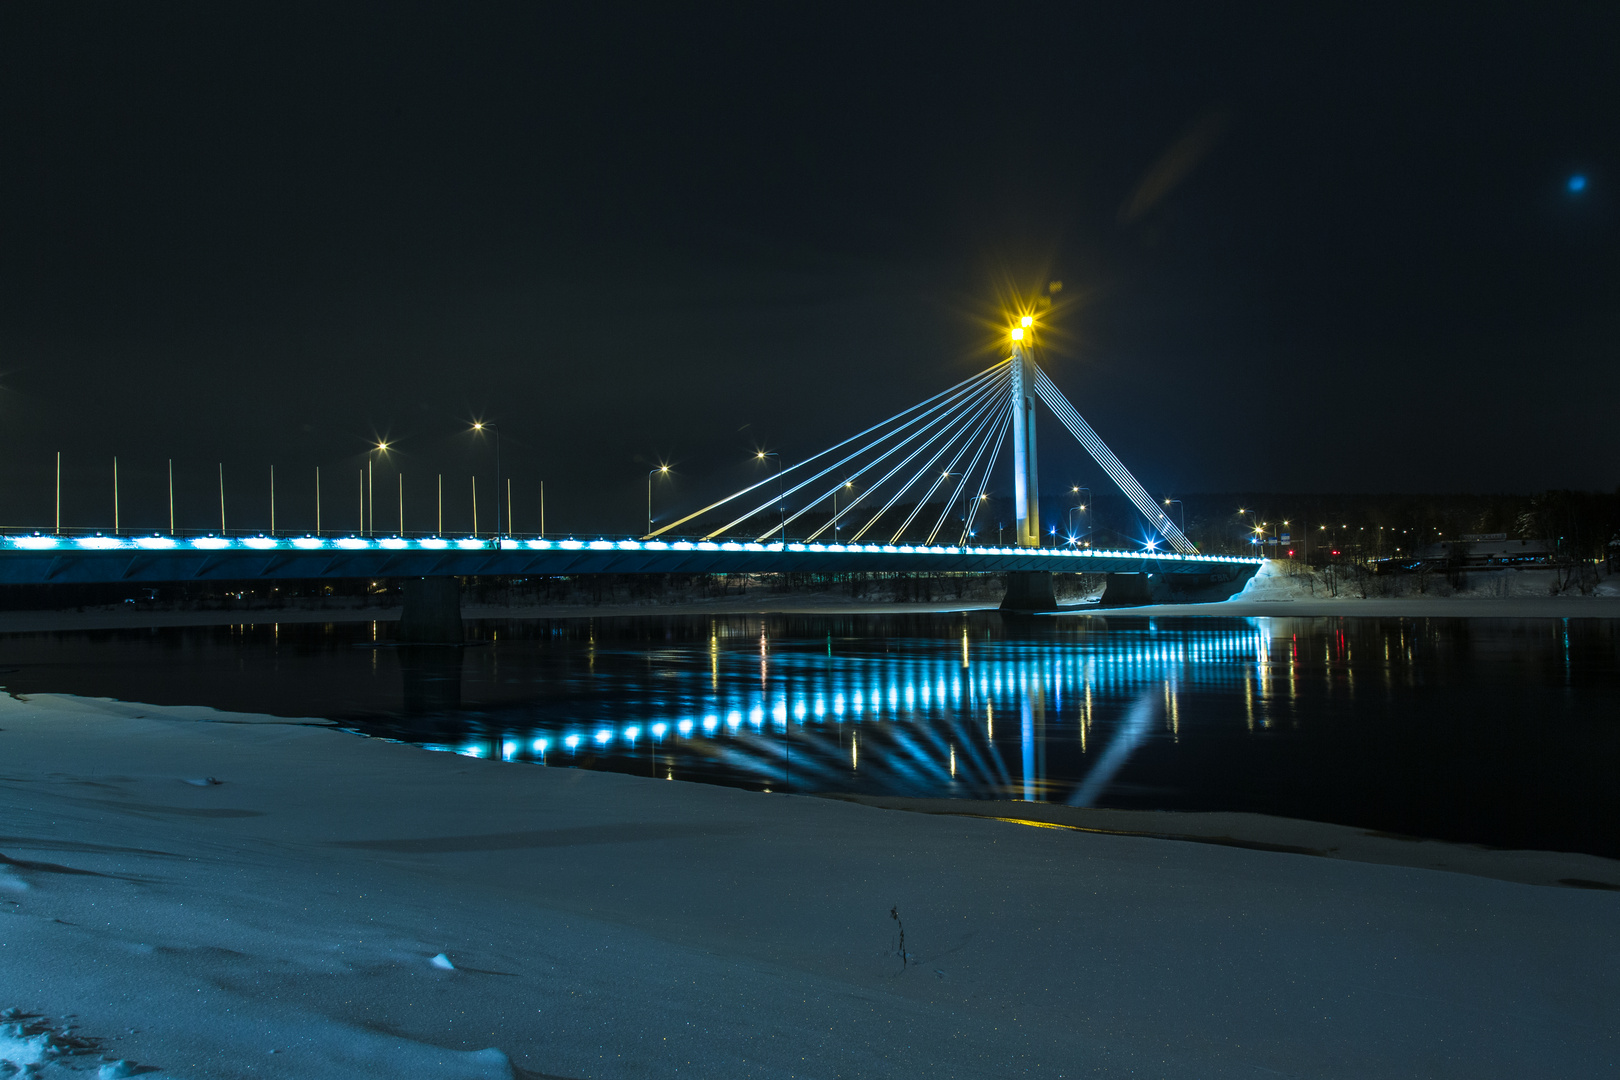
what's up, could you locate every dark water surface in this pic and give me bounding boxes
[4,613,1618,857]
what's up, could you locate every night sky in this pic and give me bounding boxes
[1,4,1614,538]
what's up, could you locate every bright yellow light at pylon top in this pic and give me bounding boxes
[1020,315,1033,328]
[1010,327,1025,342]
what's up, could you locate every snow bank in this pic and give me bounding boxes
[1,692,1615,1078]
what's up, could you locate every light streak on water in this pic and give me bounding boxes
[416,616,1277,805]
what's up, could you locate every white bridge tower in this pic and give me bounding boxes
[1009,322,1041,548]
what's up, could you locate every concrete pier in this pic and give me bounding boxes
[999,571,1058,612]
[396,576,464,644]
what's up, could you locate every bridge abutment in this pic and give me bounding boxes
[999,571,1058,613]
[396,577,464,644]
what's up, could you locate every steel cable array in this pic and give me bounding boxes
[644,352,1197,554]
[1033,367,1197,554]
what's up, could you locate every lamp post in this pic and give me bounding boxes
[648,464,670,535]
[1163,498,1184,534]
[756,451,783,543]
[368,441,391,537]
[1069,485,1091,543]
[833,480,853,538]
[471,422,501,537]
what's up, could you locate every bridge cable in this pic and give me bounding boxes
[730,363,1010,542]
[927,395,1012,546]
[815,369,1010,544]
[957,401,1011,546]
[1032,367,1198,555]
[796,367,1011,543]
[645,359,1008,540]
[889,388,1015,544]
[843,379,1009,544]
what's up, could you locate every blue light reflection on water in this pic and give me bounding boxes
[5,611,1615,854]
[418,618,1274,806]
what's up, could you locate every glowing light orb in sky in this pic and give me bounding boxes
[1568,174,1587,193]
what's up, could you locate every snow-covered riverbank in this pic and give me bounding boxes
[2,692,1615,1078]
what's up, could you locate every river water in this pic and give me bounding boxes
[3,612,1617,857]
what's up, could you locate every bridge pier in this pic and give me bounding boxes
[396,576,464,644]
[999,571,1058,613]
[1097,573,1157,606]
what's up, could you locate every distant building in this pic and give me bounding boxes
[1413,534,1552,567]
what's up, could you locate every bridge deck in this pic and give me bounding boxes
[0,534,1260,586]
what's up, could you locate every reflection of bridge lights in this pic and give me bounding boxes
[651,722,668,739]
[502,741,517,760]
[625,726,639,742]
[772,702,787,723]
[677,719,694,736]
[749,708,763,727]
[702,715,718,733]
[595,729,611,745]
[460,745,484,758]
[726,711,741,729]
[564,735,581,751]
[793,701,807,720]
[532,738,548,754]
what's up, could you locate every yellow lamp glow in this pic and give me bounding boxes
[1020,315,1033,327]
[1010,327,1025,341]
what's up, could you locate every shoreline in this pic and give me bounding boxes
[1,692,1614,1078]
[0,590,1617,633]
[819,794,1620,890]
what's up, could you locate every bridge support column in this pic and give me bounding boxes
[1098,573,1156,607]
[396,576,463,644]
[1009,339,1042,549]
[999,571,1057,613]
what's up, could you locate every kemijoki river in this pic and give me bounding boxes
[3,611,1616,857]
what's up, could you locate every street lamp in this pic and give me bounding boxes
[1069,486,1091,542]
[833,480,853,537]
[756,451,783,542]
[648,464,670,535]
[471,421,503,537]
[368,440,391,537]
[1163,498,1184,534]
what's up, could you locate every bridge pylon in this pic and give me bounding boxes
[1001,325,1057,612]
[1009,333,1041,549]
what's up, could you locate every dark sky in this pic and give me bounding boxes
[1,3,1615,538]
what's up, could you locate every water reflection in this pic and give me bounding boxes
[2,612,1617,856]
[387,615,1280,806]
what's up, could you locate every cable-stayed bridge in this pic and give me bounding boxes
[0,332,1258,629]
